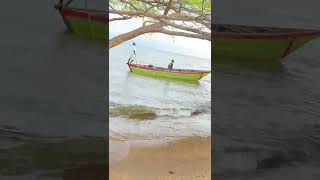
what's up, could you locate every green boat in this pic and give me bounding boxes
[55,0,107,40]
[213,24,320,61]
[127,63,210,81]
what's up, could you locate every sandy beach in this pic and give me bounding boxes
[109,136,211,180]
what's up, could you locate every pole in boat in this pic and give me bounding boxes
[133,42,137,64]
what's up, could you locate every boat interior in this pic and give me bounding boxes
[212,24,317,34]
[59,0,106,11]
[134,64,210,73]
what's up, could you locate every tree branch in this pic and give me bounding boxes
[119,0,139,10]
[164,0,173,15]
[109,23,165,49]
[159,18,210,37]
[108,0,211,49]
[159,28,211,41]
[109,16,132,22]
[109,23,211,49]
[108,9,202,21]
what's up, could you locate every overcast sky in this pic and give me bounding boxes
[109,15,211,59]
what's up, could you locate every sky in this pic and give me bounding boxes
[109,15,211,59]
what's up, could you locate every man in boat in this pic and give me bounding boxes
[127,42,136,64]
[168,59,174,70]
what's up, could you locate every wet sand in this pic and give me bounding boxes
[109,136,211,180]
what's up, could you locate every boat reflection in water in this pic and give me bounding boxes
[0,136,107,179]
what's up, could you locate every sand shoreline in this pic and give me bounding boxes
[109,136,211,180]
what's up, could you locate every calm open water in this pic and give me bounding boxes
[0,0,107,179]
[109,43,211,146]
[214,0,320,179]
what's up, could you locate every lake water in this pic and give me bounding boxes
[214,0,320,179]
[0,0,107,179]
[109,43,211,146]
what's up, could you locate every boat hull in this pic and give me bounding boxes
[59,7,107,40]
[213,36,316,60]
[213,24,320,61]
[128,64,210,81]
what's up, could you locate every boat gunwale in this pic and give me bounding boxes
[213,31,320,40]
[128,64,210,75]
[59,7,107,23]
[213,24,320,39]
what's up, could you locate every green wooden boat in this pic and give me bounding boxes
[213,24,320,61]
[55,0,107,40]
[127,63,210,81]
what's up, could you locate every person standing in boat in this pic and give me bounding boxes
[127,42,136,64]
[168,59,174,70]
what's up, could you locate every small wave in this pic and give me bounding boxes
[109,104,211,120]
[109,105,157,120]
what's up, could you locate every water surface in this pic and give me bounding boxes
[109,43,211,146]
[0,0,107,179]
[214,1,320,179]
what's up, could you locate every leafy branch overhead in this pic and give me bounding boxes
[109,0,211,49]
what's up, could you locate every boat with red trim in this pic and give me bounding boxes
[55,0,107,40]
[127,63,210,81]
[213,24,320,61]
